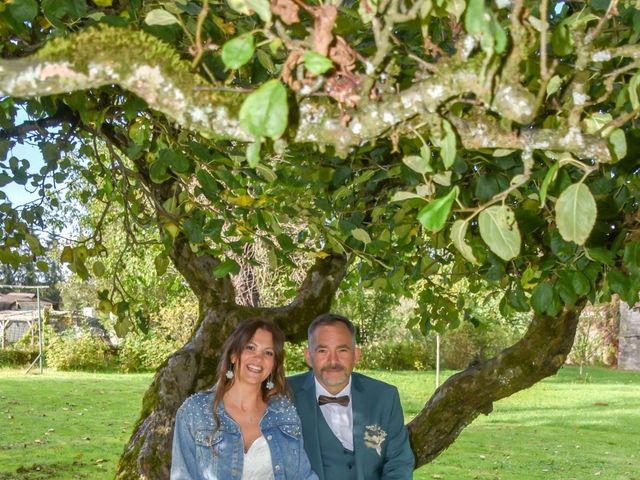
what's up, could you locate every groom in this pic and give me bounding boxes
[288,313,414,480]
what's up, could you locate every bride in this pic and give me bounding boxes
[171,318,318,480]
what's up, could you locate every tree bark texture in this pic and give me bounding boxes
[407,303,585,467]
[0,26,615,162]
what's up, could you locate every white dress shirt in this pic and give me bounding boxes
[315,377,354,450]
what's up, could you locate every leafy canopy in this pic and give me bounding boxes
[1,0,640,334]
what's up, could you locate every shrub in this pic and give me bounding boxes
[358,338,435,371]
[118,330,179,372]
[46,330,117,371]
[283,338,435,372]
[284,342,308,373]
[441,321,522,369]
[0,348,39,367]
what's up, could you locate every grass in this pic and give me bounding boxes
[1,366,639,479]
[0,369,152,480]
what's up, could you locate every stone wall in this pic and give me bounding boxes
[618,302,640,371]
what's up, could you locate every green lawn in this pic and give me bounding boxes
[1,366,639,479]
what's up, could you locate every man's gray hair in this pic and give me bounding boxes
[307,313,357,346]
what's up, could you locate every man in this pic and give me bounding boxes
[288,313,414,480]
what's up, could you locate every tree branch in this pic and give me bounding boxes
[0,25,610,160]
[408,302,585,466]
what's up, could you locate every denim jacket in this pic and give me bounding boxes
[171,388,318,480]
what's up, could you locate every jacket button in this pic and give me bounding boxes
[267,435,273,440]
[275,464,281,470]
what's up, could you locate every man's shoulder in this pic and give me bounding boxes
[287,371,311,391]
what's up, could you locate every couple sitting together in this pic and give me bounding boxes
[171,313,415,480]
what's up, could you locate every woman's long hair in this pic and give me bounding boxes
[212,318,289,426]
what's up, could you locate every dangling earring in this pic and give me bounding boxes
[225,363,234,380]
[265,376,274,390]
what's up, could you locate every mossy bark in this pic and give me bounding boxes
[407,302,585,467]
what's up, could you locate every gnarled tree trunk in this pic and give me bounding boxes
[115,244,348,479]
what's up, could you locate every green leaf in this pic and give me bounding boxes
[555,183,596,245]
[402,155,430,174]
[464,0,486,35]
[92,261,106,277]
[239,80,288,140]
[154,254,170,276]
[629,72,640,110]
[42,0,87,21]
[255,163,277,182]
[478,205,521,261]
[390,191,424,202]
[144,9,179,26]
[556,273,578,305]
[609,128,627,161]
[246,0,272,23]
[36,261,49,273]
[417,186,459,232]
[246,140,261,167]
[221,34,255,70]
[149,158,171,183]
[213,259,241,278]
[0,173,11,188]
[183,218,204,243]
[446,0,466,20]
[7,0,38,22]
[583,112,612,134]
[546,75,562,98]
[114,316,132,337]
[439,120,457,168]
[450,219,479,264]
[623,241,640,275]
[159,149,191,174]
[539,162,559,204]
[489,17,507,54]
[128,119,150,145]
[531,283,553,315]
[351,228,371,245]
[304,51,333,76]
[608,270,629,298]
[227,0,252,15]
[551,22,573,56]
[196,169,219,201]
[572,271,591,296]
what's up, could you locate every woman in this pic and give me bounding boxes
[171,318,318,480]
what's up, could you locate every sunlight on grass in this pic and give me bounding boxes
[1,366,639,479]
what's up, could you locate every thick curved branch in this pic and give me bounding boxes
[0,25,611,161]
[408,302,584,466]
[450,116,612,162]
[258,253,350,340]
[95,120,237,306]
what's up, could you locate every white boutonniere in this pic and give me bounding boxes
[364,424,387,456]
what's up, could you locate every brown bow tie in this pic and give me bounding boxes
[318,395,350,407]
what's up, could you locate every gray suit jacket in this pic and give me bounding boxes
[288,371,414,480]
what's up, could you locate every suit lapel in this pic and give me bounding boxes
[298,372,325,480]
[351,374,367,480]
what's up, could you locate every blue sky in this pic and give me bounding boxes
[2,109,45,207]
[3,142,45,206]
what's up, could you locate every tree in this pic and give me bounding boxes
[1,0,640,477]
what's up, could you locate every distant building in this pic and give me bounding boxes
[619,302,640,371]
[0,292,57,311]
[0,291,57,348]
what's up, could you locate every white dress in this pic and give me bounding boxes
[241,435,275,480]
